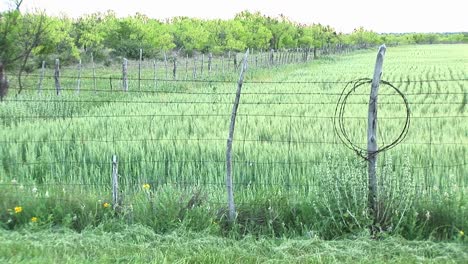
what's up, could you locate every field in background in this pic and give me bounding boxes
[0,45,466,243]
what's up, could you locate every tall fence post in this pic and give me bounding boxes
[185,54,189,80]
[226,49,249,223]
[138,49,142,90]
[367,44,386,233]
[173,53,177,80]
[269,49,274,67]
[76,59,81,94]
[91,53,96,93]
[38,61,45,95]
[222,55,225,74]
[54,59,61,95]
[153,60,157,89]
[200,53,204,77]
[208,52,212,76]
[192,55,197,79]
[112,155,119,210]
[122,58,128,92]
[164,52,168,79]
[0,63,8,101]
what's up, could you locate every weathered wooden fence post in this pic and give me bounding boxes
[185,54,189,80]
[153,60,157,89]
[222,55,225,74]
[54,59,61,95]
[173,53,177,80]
[233,53,237,71]
[76,60,81,94]
[226,49,249,223]
[164,52,168,79]
[38,61,45,94]
[228,51,231,71]
[91,53,96,93]
[122,58,128,92]
[200,53,204,77]
[138,49,142,90]
[0,63,9,101]
[269,49,274,67]
[192,55,197,79]
[112,155,119,210]
[368,44,386,233]
[208,52,213,76]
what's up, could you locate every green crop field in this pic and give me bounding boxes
[0,44,467,262]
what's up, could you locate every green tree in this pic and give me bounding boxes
[234,11,272,50]
[171,17,209,54]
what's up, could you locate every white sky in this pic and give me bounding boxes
[1,0,467,33]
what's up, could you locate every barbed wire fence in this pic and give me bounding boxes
[0,47,467,225]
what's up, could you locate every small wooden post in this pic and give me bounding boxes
[208,52,213,75]
[173,53,177,80]
[91,53,96,93]
[0,63,9,101]
[112,155,119,210]
[54,59,61,95]
[38,61,45,94]
[122,58,128,92]
[228,51,231,71]
[367,44,386,232]
[222,55,225,74]
[200,53,204,77]
[164,52,168,79]
[226,49,249,223]
[233,53,237,71]
[269,49,274,66]
[185,54,189,80]
[192,55,197,79]
[138,49,142,90]
[153,60,157,89]
[76,60,81,94]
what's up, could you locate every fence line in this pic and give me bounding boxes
[1,48,466,219]
[2,159,466,169]
[3,113,467,120]
[0,137,465,146]
[12,86,468,96]
[5,98,462,106]
[20,73,468,84]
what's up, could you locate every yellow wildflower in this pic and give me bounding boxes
[14,206,23,214]
[103,202,110,208]
[143,183,151,190]
[460,230,464,237]
[31,217,38,223]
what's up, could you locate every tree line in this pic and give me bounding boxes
[1,1,467,72]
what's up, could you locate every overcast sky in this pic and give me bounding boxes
[1,0,467,33]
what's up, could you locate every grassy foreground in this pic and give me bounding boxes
[1,225,466,264]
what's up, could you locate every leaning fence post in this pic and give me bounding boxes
[368,44,386,233]
[122,58,128,92]
[38,61,45,94]
[112,155,119,210]
[54,59,61,95]
[226,49,249,223]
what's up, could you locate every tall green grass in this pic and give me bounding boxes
[0,44,467,239]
